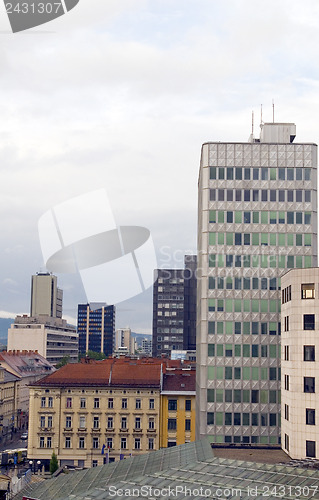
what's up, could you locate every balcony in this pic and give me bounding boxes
[77,428,87,433]
[63,428,73,432]
[147,428,156,433]
[133,428,142,433]
[119,428,128,433]
[105,428,115,433]
[91,428,101,433]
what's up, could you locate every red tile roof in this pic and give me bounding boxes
[162,370,196,392]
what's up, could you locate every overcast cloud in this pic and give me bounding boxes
[0,0,318,333]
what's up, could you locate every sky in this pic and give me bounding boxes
[0,0,319,333]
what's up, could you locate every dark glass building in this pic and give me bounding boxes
[152,255,197,357]
[78,304,115,357]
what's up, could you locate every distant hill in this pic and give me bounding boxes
[0,318,14,346]
[131,332,151,348]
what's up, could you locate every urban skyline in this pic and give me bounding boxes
[1,1,319,334]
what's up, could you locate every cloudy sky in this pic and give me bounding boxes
[0,0,318,333]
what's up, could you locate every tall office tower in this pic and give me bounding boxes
[31,272,63,319]
[281,268,319,459]
[152,255,197,358]
[78,304,115,357]
[115,328,135,355]
[197,122,317,445]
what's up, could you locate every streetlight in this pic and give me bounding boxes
[29,460,41,473]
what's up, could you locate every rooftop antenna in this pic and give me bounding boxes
[260,104,263,125]
[272,99,275,123]
[252,110,254,136]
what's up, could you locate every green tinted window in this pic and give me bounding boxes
[278,255,285,268]
[269,255,276,268]
[242,367,250,380]
[296,234,302,246]
[304,256,312,268]
[269,300,277,313]
[209,233,216,245]
[235,211,242,223]
[208,344,215,356]
[243,390,249,402]
[216,344,223,356]
[209,254,216,267]
[278,234,285,246]
[261,211,268,223]
[218,254,224,267]
[252,367,259,380]
[287,233,293,246]
[208,299,215,311]
[216,389,223,402]
[225,300,232,313]
[253,212,259,223]
[218,167,224,179]
[261,233,268,246]
[261,255,268,268]
[216,367,223,379]
[234,300,241,312]
[226,277,233,289]
[269,234,276,246]
[270,168,276,180]
[251,300,259,313]
[243,345,250,357]
[217,322,223,334]
[243,322,250,335]
[226,233,233,245]
[209,210,216,223]
[215,412,223,425]
[207,389,215,402]
[260,300,268,312]
[304,234,312,246]
[287,255,294,268]
[296,256,302,268]
[218,211,224,223]
[225,321,232,334]
[207,367,215,379]
[243,300,250,312]
[261,368,268,380]
[269,345,277,358]
[234,345,241,356]
[218,233,224,244]
[252,233,259,245]
[278,211,285,224]
[305,212,311,224]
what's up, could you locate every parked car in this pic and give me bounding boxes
[20,432,28,440]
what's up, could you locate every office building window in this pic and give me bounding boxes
[121,417,127,429]
[47,437,52,448]
[135,399,141,409]
[149,418,155,430]
[284,375,289,391]
[304,314,315,330]
[301,283,315,299]
[304,377,315,393]
[185,419,191,431]
[284,346,289,361]
[80,398,86,408]
[39,437,45,448]
[94,398,100,409]
[306,441,316,458]
[304,345,315,361]
[135,417,141,430]
[121,437,127,449]
[79,437,85,449]
[306,409,315,426]
[65,416,72,429]
[108,398,114,409]
[93,416,100,429]
[93,437,99,449]
[122,398,127,409]
[284,405,289,421]
[65,437,71,448]
[107,417,113,429]
[185,400,191,411]
[285,434,289,452]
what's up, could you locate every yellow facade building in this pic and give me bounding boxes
[160,369,196,448]
[28,359,161,468]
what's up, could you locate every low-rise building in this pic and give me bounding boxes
[8,316,78,366]
[160,368,196,448]
[0,366,20,445]
[27,358,162,468]
[0,350,54,429]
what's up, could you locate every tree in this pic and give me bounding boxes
[86,350,107,360]
[55,356,70,369]
[50,451,59,474]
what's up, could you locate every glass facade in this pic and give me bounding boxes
[197,135,317,445]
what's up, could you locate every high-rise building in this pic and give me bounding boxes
[281,268,319,459]
[114,328,135,355]
[197,122,318,445]
[152,255,197,358]
[30,272,63,319]
[78,304,115,357]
